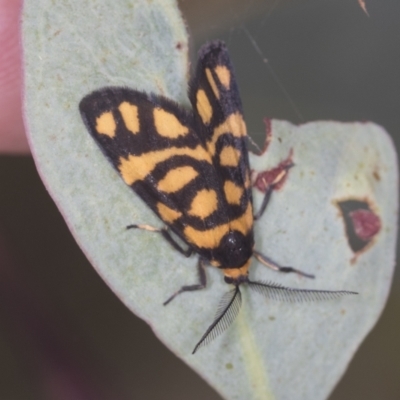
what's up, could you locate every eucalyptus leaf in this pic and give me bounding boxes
[22,1,398,400]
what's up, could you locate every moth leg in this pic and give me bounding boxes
[163,257,207,306]
[253,250,315,279]
[253,164,294,221]
[127,224,192,257]
[253,184,274,221]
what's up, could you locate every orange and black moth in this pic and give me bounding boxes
[79,40,356,353]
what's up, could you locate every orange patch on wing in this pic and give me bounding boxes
[196,89,212,125]
[96,111,116,137]
[214,65,230,89]
[157,202,182,224]
[184,224,228,249]
[224,180,243,205]
[219,145,241,167]
[188,189,218,219]
[158,166,198,193]
[118,102,139,134]
[153,108,189,138]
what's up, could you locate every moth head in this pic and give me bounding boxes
[223,259,251,285]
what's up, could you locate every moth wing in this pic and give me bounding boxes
[189,41,253,230]
[79,87,227,248]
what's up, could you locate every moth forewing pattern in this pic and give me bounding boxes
[79,40,357,354]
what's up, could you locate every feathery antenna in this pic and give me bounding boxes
[247,280,358,302]
[192,285,242,354]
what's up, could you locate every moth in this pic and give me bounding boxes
[79,40,356,353]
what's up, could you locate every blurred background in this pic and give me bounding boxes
[0,0,399,398]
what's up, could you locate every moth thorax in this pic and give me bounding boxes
[215,230,253,269]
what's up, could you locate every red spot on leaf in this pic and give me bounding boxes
[349,209,381,241]
[337,199,381,257]
[252,149,294,193]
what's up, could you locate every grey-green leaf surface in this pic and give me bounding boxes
[22,1,398,400]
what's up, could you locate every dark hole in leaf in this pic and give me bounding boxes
[337,200,381,253]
